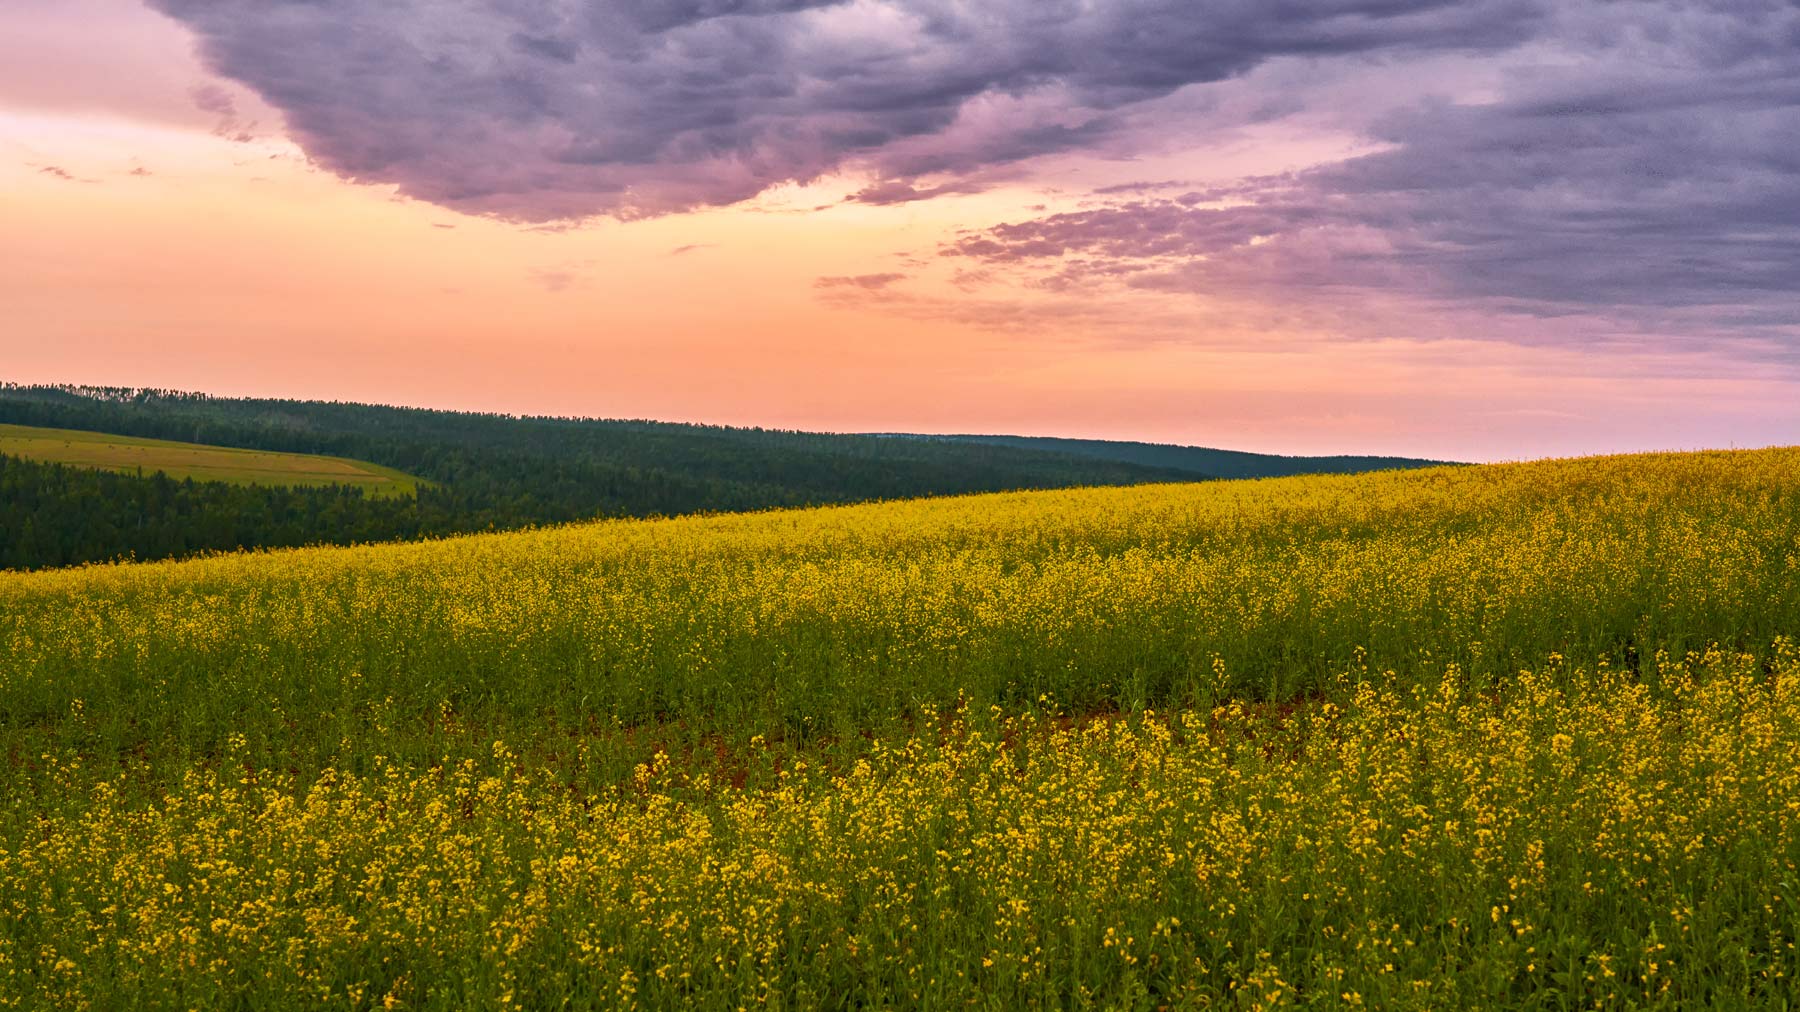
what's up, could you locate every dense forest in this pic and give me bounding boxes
[0,384,1200,570]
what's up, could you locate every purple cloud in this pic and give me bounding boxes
[848,178,991,206]
[144,0,1800,344]
[944,1,1800,331]
[148,0,1544,221]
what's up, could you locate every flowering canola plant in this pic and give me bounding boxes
[4,449,1800,1008]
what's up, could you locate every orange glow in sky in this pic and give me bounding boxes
[4,0,1796,461]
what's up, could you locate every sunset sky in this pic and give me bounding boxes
[4,0,1797,460]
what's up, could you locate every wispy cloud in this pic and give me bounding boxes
[33,164,96,183]
[189,82,256,142]
[527,264,593,293]
[815,272,907,291]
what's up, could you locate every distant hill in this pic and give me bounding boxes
[900,434,1452,479]
[0,383,1448,571]
[0,383,1194,570]
[0,384,1195,508]
[0,422,421,497]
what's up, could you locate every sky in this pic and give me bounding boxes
[3,0,1797,461]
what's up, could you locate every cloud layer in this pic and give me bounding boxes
[149,0,1800,336]
[150,0,1543,220]
[942,1,1800,328]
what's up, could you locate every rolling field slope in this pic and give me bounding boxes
[0,422,421,496]
[4,448,1800,1008]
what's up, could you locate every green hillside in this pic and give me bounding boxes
[0,383,1448,572]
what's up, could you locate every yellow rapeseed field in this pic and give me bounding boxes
[4,449,1800,1008]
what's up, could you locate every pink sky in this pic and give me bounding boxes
[3,0,1796,462]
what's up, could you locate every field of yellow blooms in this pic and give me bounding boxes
[5,449,1800,1008]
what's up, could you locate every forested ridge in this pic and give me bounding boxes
[0,383,1197,570]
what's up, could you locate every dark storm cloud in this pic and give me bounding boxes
[148,0,1544,221]
[946,1,1800,324]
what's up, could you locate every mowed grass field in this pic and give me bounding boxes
[0,422,421,496]
[4,449,1800,1009]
